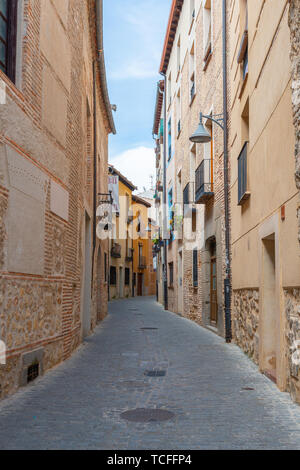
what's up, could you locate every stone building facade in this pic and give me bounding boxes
[0,0,115,399]
[154,0,228,336]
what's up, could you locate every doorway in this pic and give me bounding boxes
[178,251,183,314]
[210,240,217,325]
[261,235,277,383]
[119,267,124,298]
[137,273,143,296]
[83,212,92,338]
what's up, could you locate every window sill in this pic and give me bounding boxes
[238,191,251,206]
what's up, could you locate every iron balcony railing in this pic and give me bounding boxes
[138,256,147,270]
[195,159,214,204]
[111,243,121,258]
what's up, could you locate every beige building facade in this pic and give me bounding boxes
[0,0,115,399]
[154,0,300,404]
[230,0,300,403]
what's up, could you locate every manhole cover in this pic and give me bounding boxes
[242,387,255,391]
[140,327,158,330]
[145,370,166,377]
[121,408,174,423]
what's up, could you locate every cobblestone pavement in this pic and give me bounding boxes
[0,296,300,450]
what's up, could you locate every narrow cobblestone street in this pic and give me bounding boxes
[0,297,300,450]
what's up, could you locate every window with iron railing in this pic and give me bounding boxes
[238,142,250,204]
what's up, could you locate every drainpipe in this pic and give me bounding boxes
[160,72,168,311]
[92,60,97,286]
[222,0,232,343]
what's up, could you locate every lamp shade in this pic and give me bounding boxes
[189,113,212,143]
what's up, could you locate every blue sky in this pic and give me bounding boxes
[103,0,172,191]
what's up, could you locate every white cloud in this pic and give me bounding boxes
[110,59,158,80]
[109,146,155,192]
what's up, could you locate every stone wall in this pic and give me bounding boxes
[288,0,300,243]
[285,288,300,403]
[232,289,259,365]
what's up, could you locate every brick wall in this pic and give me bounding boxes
[0,0,110,399]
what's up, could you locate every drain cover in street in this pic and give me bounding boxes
[242,387,255,391]
[121,408,174,423]
[129,308,138,311]
[145,370,166,377]
[140,327,158,330]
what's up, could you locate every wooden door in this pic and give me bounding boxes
[137,273,143,296]
[210,257,217,324]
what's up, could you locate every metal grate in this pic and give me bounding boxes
[121,408,174,423]
[145,370,166,377]
[27,363,39,383]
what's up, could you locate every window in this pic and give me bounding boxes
[0,0,18,83]
[238,142,249,205]
[168,118,172,160]
[203,0,212,68]
[125,268,130,286]
[190,0,195,23]
[190,43,195,103]
[177,37,181,75]
[193,249,198,287]
[110,266,117,285]
[169,262,174,287]
[176,90,181,136]
[167,73,171,107]
[237,1,248,82]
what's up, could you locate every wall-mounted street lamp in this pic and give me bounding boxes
[189,112,224,143]
[189,110,231,343]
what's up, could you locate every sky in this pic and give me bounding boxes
[103,0,172,192]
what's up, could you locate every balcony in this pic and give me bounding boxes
[195,159,214,204]
[138,256,147,270]
[111,243,121,258]
[126,248,134,262]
